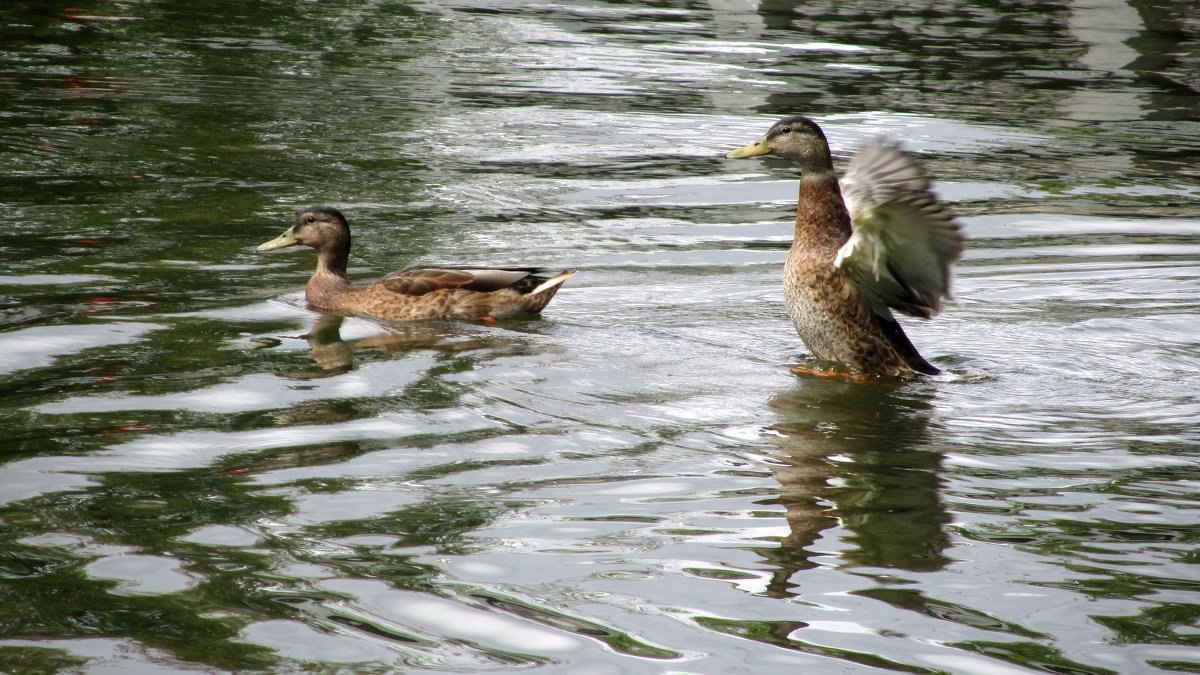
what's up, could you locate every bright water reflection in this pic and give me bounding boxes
[1,0,1198,672]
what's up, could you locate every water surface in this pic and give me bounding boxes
[2,1,1199,672]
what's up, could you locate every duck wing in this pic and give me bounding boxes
[834,140,964,319]
[380,266,555,296]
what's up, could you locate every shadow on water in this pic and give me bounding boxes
[762,377,949,594]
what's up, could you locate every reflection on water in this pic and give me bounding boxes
[767,380,948,585]
[281,314,502,379]
[1,0,1198,672]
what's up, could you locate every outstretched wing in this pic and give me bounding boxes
[380,266,552,297]
[835,140,964,319]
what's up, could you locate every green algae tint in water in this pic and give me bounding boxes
[1,0,1200,673]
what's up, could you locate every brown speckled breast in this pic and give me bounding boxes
[783,247,919,377]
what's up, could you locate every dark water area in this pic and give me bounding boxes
[1,0,1199,672]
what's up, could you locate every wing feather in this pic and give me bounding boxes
[380,266,558,296]
[836,140,964,319]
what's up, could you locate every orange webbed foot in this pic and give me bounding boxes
[788,362,880,383]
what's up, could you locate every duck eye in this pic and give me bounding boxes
[305,215,316,224]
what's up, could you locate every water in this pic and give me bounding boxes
[2,0,1199,672]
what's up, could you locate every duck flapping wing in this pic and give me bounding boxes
[835,140,964,320]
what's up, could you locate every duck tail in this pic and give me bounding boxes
[878,315,941,375]
[530,269,577,296]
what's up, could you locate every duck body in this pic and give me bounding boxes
[727,116,964,377]
[258,206,575,322]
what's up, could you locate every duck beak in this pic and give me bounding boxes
[256,226,299,252]
[725,136,771,159]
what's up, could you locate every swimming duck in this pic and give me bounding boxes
[726,116,964,377]
[257,206,576,321]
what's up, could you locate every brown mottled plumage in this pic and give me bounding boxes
[257,206,575,321]
[727,116,964,377]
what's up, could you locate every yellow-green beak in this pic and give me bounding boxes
[725,137,771,159]
[256,227,298,252]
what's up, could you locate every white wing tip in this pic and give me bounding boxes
[530,269,577,295]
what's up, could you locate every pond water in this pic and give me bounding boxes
[2,1,1199,672]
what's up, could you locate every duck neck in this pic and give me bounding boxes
[796,168,852,248]
[305,248,351,312]
[307,242,352,308]
[316,244,350,280]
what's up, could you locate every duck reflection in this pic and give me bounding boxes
[760,378,949,596]
[281,314,503,379]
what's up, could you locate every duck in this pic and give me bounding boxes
[726,116,964,377]
[257,206,576,321]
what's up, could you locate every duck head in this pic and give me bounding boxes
[726,116,834,171]
[257,206,350,253]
